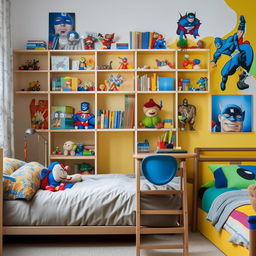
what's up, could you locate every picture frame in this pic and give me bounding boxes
[211,95,252,133]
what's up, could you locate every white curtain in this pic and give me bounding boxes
[0,0,14,157]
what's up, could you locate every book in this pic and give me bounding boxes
[158,77,174,91]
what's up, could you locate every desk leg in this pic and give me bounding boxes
[135,159,141,256]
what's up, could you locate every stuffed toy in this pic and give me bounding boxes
[41,162,82,191]
[139,99,164,128]
[63,141,76,156]
[248,184,256,211]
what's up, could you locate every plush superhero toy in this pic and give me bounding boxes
[139,99,163,128]
[73,102,95,129]
[40,162,82,192]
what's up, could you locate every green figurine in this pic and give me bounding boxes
[139,99,163,128]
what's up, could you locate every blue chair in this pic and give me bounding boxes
[141,155,178,185]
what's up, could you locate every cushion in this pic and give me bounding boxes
[3,157,26,175]
[208,164,256,189]
[3,161,44,200]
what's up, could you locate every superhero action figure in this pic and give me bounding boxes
[178,98,196,131]
[153,34,167,49]
[98,33,115,49]
[176,12,201,40]
[211,15,254,91]
[73,102,95,129]
[84,35,97,50]
[212,104,245,132]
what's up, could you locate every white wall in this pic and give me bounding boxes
[11,0,236,49]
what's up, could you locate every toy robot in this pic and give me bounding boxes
[178,98,196,131]
[73,102,95,129]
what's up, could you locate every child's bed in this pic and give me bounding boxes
[193,147,256,256]
[1,153,182,241]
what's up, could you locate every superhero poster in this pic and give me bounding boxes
[48,12,75,50]
[211,95,252,133]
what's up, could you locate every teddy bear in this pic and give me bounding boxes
[248,184,256,212]
[40,162,82,191]
[63,141,76,156]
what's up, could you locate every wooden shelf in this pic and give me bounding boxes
[50,129,95,132]
[49,155,96,160]
[16,91,48,94]
[14,48,210,174]
[50,91,95,94]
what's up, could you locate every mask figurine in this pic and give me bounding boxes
[139,99,164,128]
[178,98,196,131]
[73,102,95,129]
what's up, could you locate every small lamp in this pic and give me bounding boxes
[24,128,48,167]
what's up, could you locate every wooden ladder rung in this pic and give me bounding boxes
[140,209,183,215]
[140,227,184,234]
[140,190,183,195]
[140,244,184,249]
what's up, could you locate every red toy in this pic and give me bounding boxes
[84,35,97,50]
[98,33,115,49]
[118,57,132,69]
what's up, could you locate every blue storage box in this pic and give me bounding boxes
[158,77,174,91]
[51,106,74,129]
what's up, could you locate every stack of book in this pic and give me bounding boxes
[130,32,162,49]
[137,74,174,91]
[26,40,47,50]
[97,95,135,129]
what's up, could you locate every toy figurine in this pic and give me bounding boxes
[79,57,87,70]
[24,81,40,91]
[178,98,196,131]
[182,55,201,69]
[73,102,95,129]
[87,59,95,70]
[84,35,97,50]
[63,141,76,156]
[139,99,163,128]
[75,144,84,156]
[98,33,115,49]
[196,77,208,91]
[108,74,125,91]
[118,57,132,69]
[66,31,83,50]
[97,61,113,70]
[176,12,201,40]
[40,162,82,192]
[155,59,174,69]
[153,34,167,49]
[52,146,62,155]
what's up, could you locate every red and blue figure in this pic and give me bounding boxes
[154,34,167,49]
[73,102,95,129]
[40,162,74,191]
[211,16,254,91]
[176,12,201,40]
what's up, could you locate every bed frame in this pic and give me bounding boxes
[192,147,256,256]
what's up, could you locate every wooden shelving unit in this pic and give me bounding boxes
[13,49,210,174]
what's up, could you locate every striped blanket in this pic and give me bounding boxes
[207,189,255,248]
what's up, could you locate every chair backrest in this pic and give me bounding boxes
[141,155,178,185]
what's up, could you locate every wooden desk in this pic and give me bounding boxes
[133,153,196,256]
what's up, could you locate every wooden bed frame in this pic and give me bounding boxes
[0,150,195,256]
[192,147,256,256]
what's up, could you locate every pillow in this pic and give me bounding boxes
[3,157,26,175]
[208,164,256,189]
[3,161,44,200]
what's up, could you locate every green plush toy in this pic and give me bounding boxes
[139,99,163,128]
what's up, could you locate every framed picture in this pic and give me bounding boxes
[211,95,252,133]
[51,56,69,70]
[48,12,75,50]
